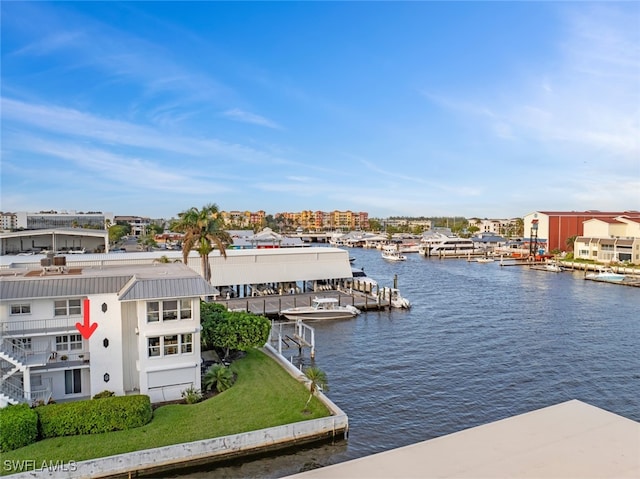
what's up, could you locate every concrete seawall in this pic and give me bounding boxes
[11,345,348,479]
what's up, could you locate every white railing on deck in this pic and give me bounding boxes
[2,317,79,336]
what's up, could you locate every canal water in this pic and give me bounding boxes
[164,247,640,478]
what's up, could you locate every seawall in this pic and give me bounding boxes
[10,345,348,479]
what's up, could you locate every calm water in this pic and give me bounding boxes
[166,247,640,478]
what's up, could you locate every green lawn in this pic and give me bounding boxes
[1,349,330,475]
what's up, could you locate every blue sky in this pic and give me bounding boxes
[1,2,638,220]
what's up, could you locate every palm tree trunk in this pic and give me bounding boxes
[202,254,211,283]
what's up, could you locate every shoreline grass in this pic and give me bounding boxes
[1,349,331,476]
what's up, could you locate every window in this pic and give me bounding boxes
[54,299,82,316]
[56,334,82,352]
[56,335,69,351]
[64,369,82,394]
[164,335,178,355]
[10,304,31,315]
[70,334,82,350]
[148,337,160,357]
[148,334,194,358]
[180,300,192,319]
[147,302,160,322]
[146,300,192,323]
[163,301,178,321]
[181,334,193,354]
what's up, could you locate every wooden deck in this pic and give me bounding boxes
[216,290,390,317]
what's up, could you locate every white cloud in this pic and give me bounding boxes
[223,108,282,129]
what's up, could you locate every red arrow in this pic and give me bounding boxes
[76,298,98,339]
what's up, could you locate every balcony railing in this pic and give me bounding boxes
[0,377,52,405]
[1,317,80,336]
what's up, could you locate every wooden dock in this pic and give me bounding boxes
[217,290,390,318]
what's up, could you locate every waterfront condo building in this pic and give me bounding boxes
[0,262,216,407]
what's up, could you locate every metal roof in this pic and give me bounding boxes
[208,247,353,286]
[0,263,218,301]
[119,277,218,301]
[1,276,132,301]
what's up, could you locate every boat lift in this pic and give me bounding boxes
[270,319,316,359]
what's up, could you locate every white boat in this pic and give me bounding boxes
[381,247,407,261]
[545,262,562,272]
[426,236,478,257]
[381,287,411,309]
[586,267,625,282]
[280,297,361,320]
[476,257,495,263]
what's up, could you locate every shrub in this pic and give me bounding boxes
[36,395,152,438]
[181,386,203,404]
[93,390,115,399]
[0,404,38,451]
[203,364,234,393]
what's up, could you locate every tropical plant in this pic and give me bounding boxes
[172,204,232,283]
[203,364,234,393]
[181,386,203,404]
[303,366,329,411]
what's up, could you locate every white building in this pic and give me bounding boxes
[15,211,114,230]
[0,262,217,407]
[574,215,640,263]
[0,228,109,255]
[1,212,17,231]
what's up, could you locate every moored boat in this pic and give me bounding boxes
[381,246,407,261]
[280,297,361,320]
[381,287,411,309]
[586,267,625,282]
[476,257,495,263]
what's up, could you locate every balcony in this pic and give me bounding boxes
[1,317,81,337]
[43,351,91,370]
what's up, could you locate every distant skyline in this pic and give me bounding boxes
[1,2,639,219]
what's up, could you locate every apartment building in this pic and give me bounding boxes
[278,210,369,231]
[114,216,152,237]
[1,212,17,231]
[220,210,266,229]
[0,263,217,407]
[574,215,640,263]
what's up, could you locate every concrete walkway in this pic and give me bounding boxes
[285,400,640,478]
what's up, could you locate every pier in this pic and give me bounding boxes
[217,290,391,318]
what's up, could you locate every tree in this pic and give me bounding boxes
[565,235,577,252]
[203,364,234,393]
[172,204,231,283]
[200,303,271,359]
[108,224,129,244]
[200,302,227,350]
[303,366,329,411]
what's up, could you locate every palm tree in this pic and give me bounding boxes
[303,366,329,411]
[203,364,234,393]
[172,204,231,283]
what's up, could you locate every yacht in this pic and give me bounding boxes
[423,236,477,257]
[381,247,407,261]
[280,297,361,320]
[586,267,625,282]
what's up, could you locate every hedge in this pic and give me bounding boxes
[36,395,152,439]
[0,404,39,452]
